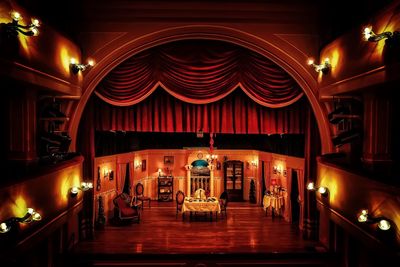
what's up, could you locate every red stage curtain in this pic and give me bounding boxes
[95,40,303,108]
[94,88,306,134]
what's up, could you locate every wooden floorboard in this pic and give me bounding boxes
[73,202,322,255]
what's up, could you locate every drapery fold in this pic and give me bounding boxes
[95,40,303,107]
[94,88,306,134]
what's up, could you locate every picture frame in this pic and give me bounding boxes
[164,156,174,165]
[141,159,146,172]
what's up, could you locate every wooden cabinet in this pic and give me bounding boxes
[158,176,173,201]
[224,160,244,201]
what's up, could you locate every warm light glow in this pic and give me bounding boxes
[88,59,95,66]
[31,18,40,27]
[31,27,38,36]
[307,182,315,190]
[70,186,79,195]
[70,58,77,65]
[0,222,10,234]
[11,11,21,21]
[32,212,41,221]
[358,209,368,222]
[307,58,314,65]
[364,27,373,41]
[318,186,327,194]
[378,219,391,231]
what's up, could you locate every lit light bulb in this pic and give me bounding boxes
[318,186,327,194]
[70,58,77,65]
[363,27,373,40]
[31,18,40,27]
[31,27,39,36]
[11,11,21,21]
[88,59,95,66]
[307,58,314,65]
[0,222,10,234]
[32,212,41,221]
[70,186,79,195]
[378,219,391,231]
[307,182,315,190]
[358,209,368,222]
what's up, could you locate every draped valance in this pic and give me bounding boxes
[95,40,303,108]
[93,88,306,134]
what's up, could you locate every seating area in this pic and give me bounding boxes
[112,193,141,224]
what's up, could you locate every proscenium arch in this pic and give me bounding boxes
[69,25,332,154]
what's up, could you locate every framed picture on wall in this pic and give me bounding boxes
[164,156,174,165]
[142,159,146,172]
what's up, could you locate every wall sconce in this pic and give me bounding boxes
[307,58,331,74]
[70,58,94,74]
[135,161,142,169]
[206,154,218,164]
[103,168,110,178]
[250,160,258,167]
[0,208,42,234]
[70,182,94,197]
[2,11,40,37]
[357,209,391,231]
[307,182,328,196]
[363,27,399,42]
[273,165,282,175]
[158,168,163,176]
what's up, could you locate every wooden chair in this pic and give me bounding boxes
[135,183,151,208]
[219,191,228,218]
[176,190,185,219]
[113,193,140,224]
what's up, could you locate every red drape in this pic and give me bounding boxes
[94,88,306,134]
[95,40,303,108]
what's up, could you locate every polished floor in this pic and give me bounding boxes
[74,202,321,255]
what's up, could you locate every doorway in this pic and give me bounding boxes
[291,169,300,225]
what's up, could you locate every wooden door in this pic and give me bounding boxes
[224,160,244,201]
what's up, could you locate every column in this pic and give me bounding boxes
[186,165,191,196]
[209,165,214,196]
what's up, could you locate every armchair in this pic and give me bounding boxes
[113,193,140,224]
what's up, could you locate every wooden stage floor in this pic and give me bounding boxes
[74,201,322,256]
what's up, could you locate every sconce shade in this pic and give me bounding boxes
[0,222,11,234]
[378,219,391,231]
[307,182,315,190]
[358,209,368,222]
[318,186,327,194]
